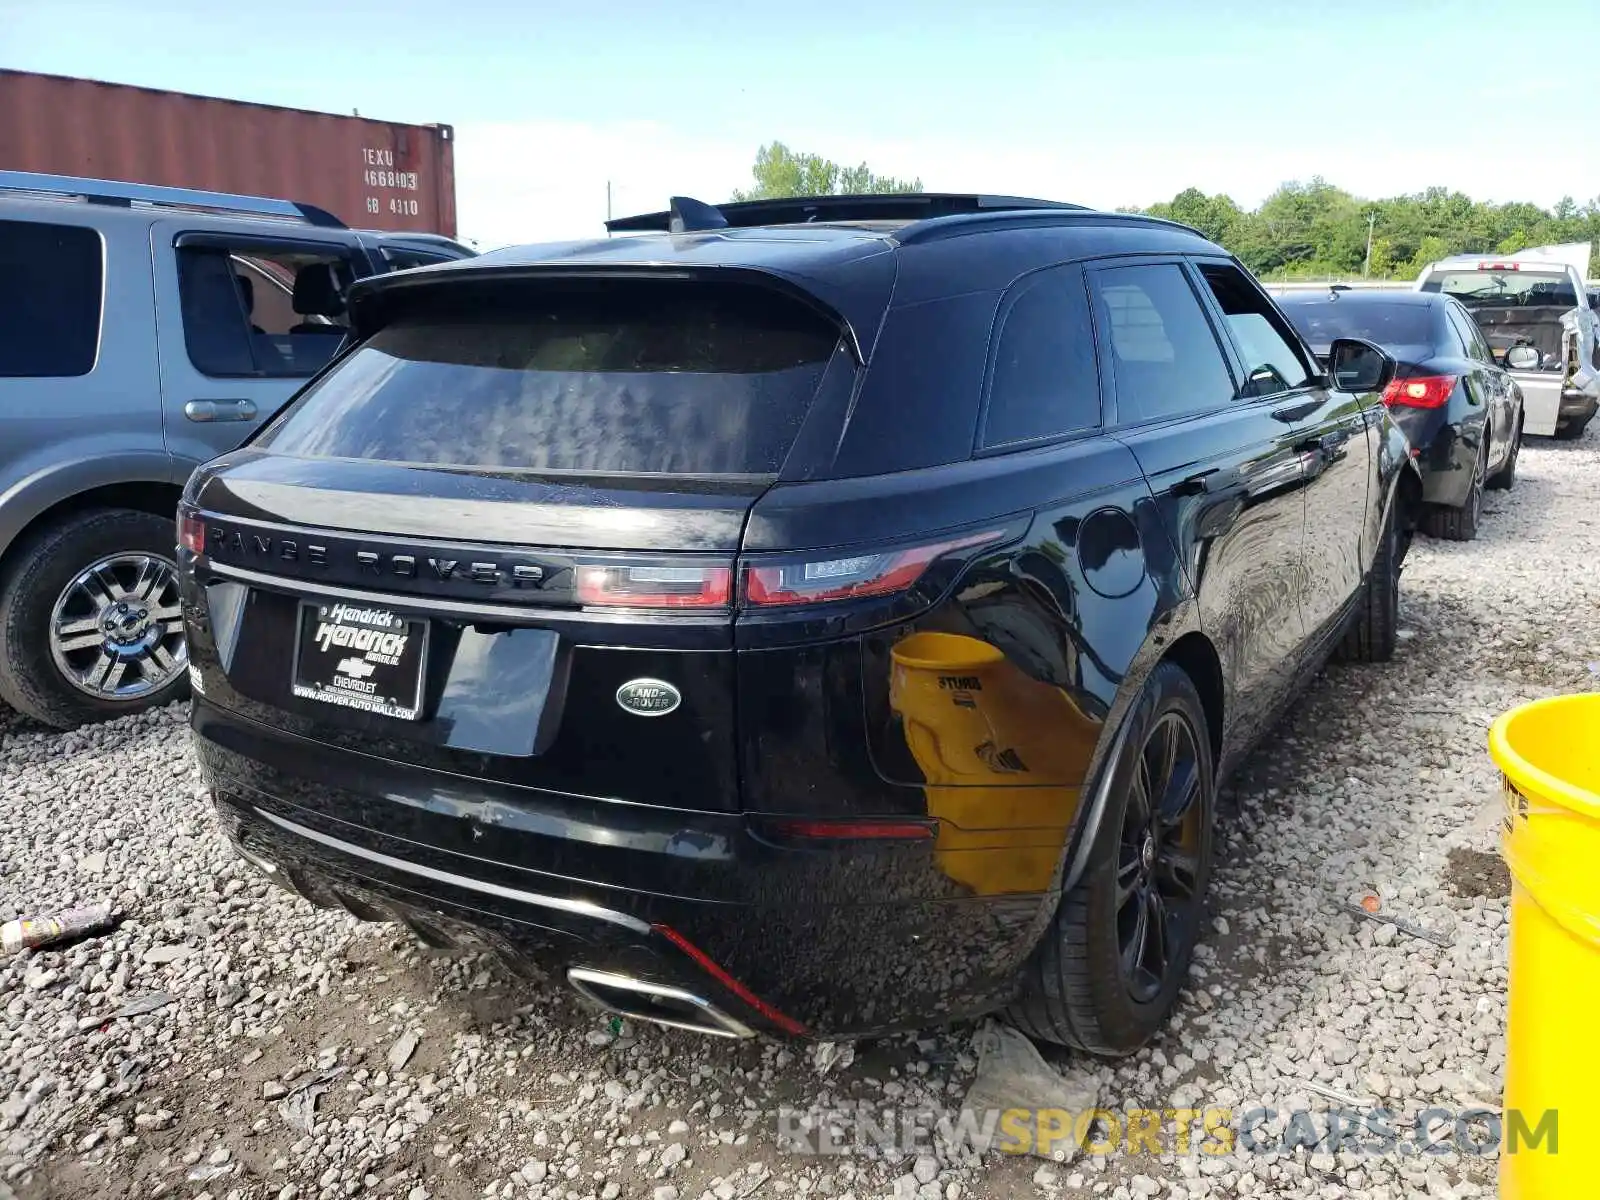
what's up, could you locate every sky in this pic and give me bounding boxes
[7,0,1597,250]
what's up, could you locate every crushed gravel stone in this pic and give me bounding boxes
[3,432,1596,1199]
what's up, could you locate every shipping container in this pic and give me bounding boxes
[0,70,456,236]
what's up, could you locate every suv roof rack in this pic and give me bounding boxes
[606,192,1085,234]
[0,170,345,228]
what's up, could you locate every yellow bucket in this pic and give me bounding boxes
[1488,694,1600,1198]
[889,632,1099,895]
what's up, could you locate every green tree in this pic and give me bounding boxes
[732,142,922,202]
[1130,180,1600,281]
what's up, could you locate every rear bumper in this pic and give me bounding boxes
[1511,374,1596,437]
[194,701,1055,1038]
[1558,392,1598,424]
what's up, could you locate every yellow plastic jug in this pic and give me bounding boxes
[889,632,1099,895]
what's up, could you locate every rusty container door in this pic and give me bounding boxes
[0,70,456,236]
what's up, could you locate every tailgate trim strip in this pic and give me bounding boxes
[252,806,652,934]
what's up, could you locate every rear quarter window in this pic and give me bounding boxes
[0,219,103,377]
[257,280,842,476]
[980,265,1100,450]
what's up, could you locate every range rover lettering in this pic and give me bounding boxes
[181,193,1421,1051]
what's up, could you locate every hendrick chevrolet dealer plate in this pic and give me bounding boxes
[292,601,428,720]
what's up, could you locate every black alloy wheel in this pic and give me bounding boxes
[1116,711,1204,1004]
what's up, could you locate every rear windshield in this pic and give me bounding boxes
[1420,271,1576,308]
[255,281,842,476]
[1281,300,1433,349]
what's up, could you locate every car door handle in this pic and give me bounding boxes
[1295,431,1343,455]
[185,399,258,423]
[1270,397,1323,423]
[1173,468,1238,496]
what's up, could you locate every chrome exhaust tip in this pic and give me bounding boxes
[567,967,755,1039]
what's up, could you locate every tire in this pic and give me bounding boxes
[1009,661,1214,1056]
[1422,436,1486,542]
[1555,416,1590,442]
[1339,500,1400,664]
[1486,420,1520,491]
[0,509,189,729]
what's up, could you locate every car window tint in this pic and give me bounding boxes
[0,219,103,378]
[176,245,356,379]
[1280,299,1433,351]
[382,247,451,271]
[1091,264,1235,423]
[258,279,842,476]
[1450,306,1490,362]
[1195,263,1314,397]
[982,266,1100,448]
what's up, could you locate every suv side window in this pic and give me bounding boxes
[382,247,452,271]
[1193,262,1315,398]
[0,219,103,378]
[1090,263,1235,424]
[981,265,1100,448]
[176,243,356,379]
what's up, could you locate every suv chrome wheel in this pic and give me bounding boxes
[49,553,186,700]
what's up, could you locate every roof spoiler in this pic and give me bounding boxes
[606,192,1084,233]
[0,169,346,228]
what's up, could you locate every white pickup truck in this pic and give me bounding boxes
[1415,243,1600,439]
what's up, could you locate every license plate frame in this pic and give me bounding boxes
[291,601,429,721]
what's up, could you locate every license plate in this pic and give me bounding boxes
[292,601,428,721]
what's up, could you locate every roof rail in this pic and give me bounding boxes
[0,170,345,228]
[893,208,1207,245]
[606,192,1085,233]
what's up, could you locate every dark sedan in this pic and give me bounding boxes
[1278,289,1523,541]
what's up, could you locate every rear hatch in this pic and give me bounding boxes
[184,274,858,812]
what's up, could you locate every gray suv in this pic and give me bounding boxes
[0,171,475,728]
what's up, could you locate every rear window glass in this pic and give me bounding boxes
[1282,300,1433,349]
[257,282,841,476]
[1420,271,1576,308]
[0,219,103,378]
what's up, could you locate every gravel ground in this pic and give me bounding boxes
[3,433,1596,1200]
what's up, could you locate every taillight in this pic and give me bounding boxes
[1382,375,1455,409]
[742,530,1004,607]
[575,564,732,609]
[178,512,205,554]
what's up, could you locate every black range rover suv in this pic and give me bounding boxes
[180,193,1420,1053]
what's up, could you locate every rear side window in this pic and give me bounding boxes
[1446,305,1491,363]
[981,266,1100,449]
[1091,264,1235,424]
[1194,263,1313,398]
[258,280,842,476]
[176,244,356,379]
[0,219,102,378]
[382,247,452,271]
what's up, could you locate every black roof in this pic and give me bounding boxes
[603,192,1087,233]
[346,195,1221,358]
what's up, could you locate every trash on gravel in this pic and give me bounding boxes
[810,1040,855,1076]
[142,944,196,965]
[963,1021,1100,1163]
[1,901,116,953]
[278,1065,347,1134]
[387,1031,420,1072]
[107,992,176,1020]
[1343,902,1453,947]
[1300,1080,1371,1108]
